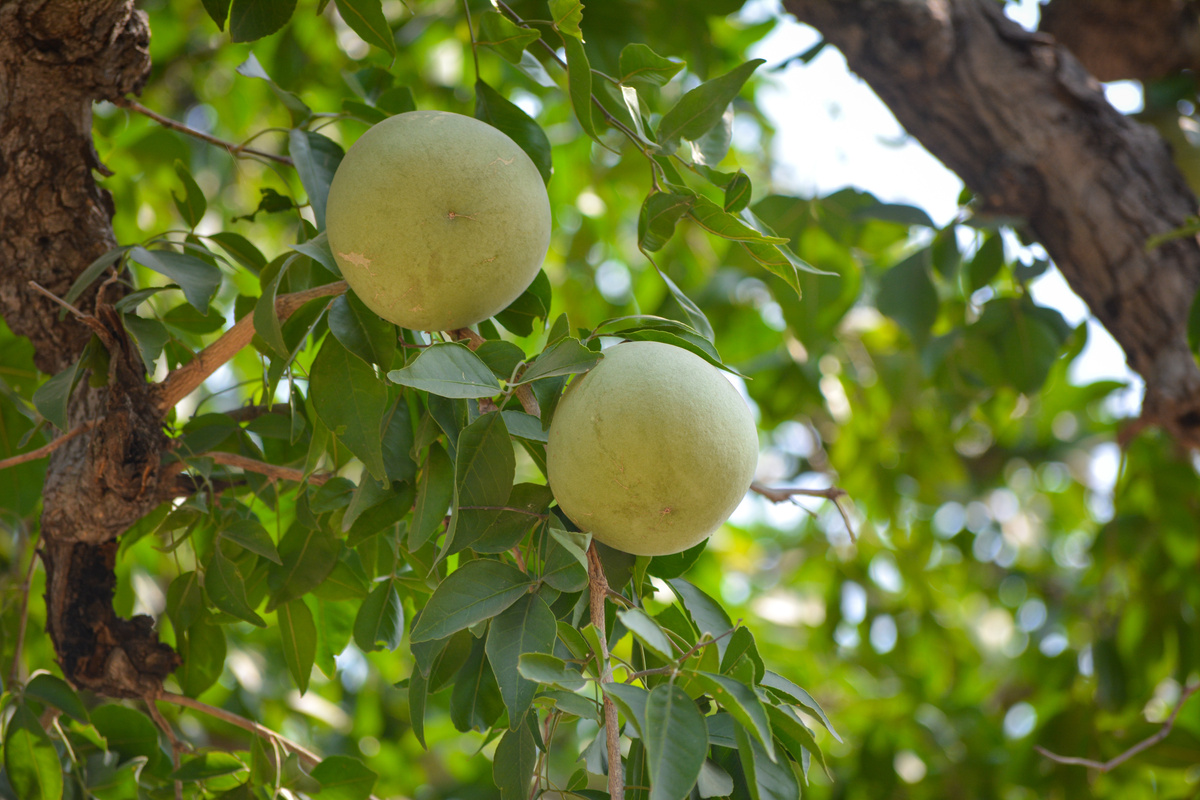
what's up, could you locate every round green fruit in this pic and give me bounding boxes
[546,341,759,557]
[325,110,551,331]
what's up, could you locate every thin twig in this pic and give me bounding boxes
[587,543,625,800]
[623,628,738,682]
[751,482,856,543]
[157,691,321,768]
[115,98,294,166]
[156,281,347,413]
[206,451,331,486]
[1035,683,1200,772]
[0,420,99,471]
[144,699,186,800]
[27,281,92,321]
[8,544,40,687]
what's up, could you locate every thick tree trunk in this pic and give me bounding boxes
[1039,0,1200,83]
[782,0,1200,444]
[1,1,179,697]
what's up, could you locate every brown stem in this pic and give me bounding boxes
[157,691,321,768]
[156,281,347,413]
[8,545,40,686]
[206,451,331,486]
[1035,682,1200,772]
[587,542,624,800]
[115,98,294,166]
[448,328,542,416]
[0,421,99,471]
[751,482,856,542]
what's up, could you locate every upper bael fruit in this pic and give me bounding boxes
[546,341,759,557]
[325,110,551,332]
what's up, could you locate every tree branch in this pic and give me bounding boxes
[1039,0,1200,82]
[114,98,295,166]
[782,0,1200,445]
[205,451,331,486]
[156,281,347,413]
[751,482,856,542]
[0,421,99,472]
[587,543,624,800]
[1035,682,1200,772]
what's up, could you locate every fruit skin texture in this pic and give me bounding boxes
[325,110,551,331]
[546,341,759,557]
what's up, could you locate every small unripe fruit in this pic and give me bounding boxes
[325,110,551,331]
[546,341,759,556]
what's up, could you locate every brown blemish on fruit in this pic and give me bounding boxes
[488,156,516,167]
[339,251,372,268]
[447,211,478,221]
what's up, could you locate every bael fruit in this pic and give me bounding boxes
[546,341,758,556]
[325,110,551,332]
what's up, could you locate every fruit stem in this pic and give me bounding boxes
[587,542,625,800]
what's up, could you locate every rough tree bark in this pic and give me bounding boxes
[783,0,1200,445]
[1,1,181,697]
[1039,0,1200,83]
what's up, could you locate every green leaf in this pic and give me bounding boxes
[411,444,454,550]
[657,59,764,147]
[760,671,840,742]
[333,0,395,56]
[474,81,552,185]
[765,704,831,779]
[688,196,786,244]
[450,635,505,732]
[221,518,282,564]
[178,614,226,697]
[602,682,649,737]
[289,130,344,230]
[25,674,88,723]
[353,579,404,652]
[516,652,586,691]
[311,335,389,481]
[619,43,684,88]
[853,202,936,229]
[229,0,295,41]
[329,291,395,368]
[668,578,734,660]
[253,255,293,358]
[652,264,714,341]
[502,411,548,443]
[1190,288,1200,355]
[549,0,584,38]
[172,752,247,780]
[877,247,938,343]
[456,412,515,508]
[478,12,539,63]
[268,525,340,608]
[486,593,558,728]
[91,704,162,769]
[32,359,81,431]
[408,666,428,748]
[201,0,230,30]
[290,230,342,276]
[688,671,774,760]
[279,599,317,693]
[518,338,600,384]
[409,559,532,642]
[173,160,207,228]
[63,246,131,307]
[454,483,552,553]
[236,53,311,125]
[493,724,538,800]
[562,36,598,143]
[130,246,222,313]
[618,607,675,662]
[388,342,501,398]
[638,191,694,252]
[644,684,708,800]
[724,172,752,213]
[206,548,266,626]
[697,760,734,799]
[5,704,62,800]
[967,233,1005,293]
[735,723,799,800]
[211,231,266,274]
[311,755,378,800]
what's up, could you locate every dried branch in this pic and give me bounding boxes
[587,542,625,800]
[1035,682,1200,772]
[156,281,347,413]
[751,482,856,542]
[115,98,294,166]
[206,451,331,486]
[0,421,100,472]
